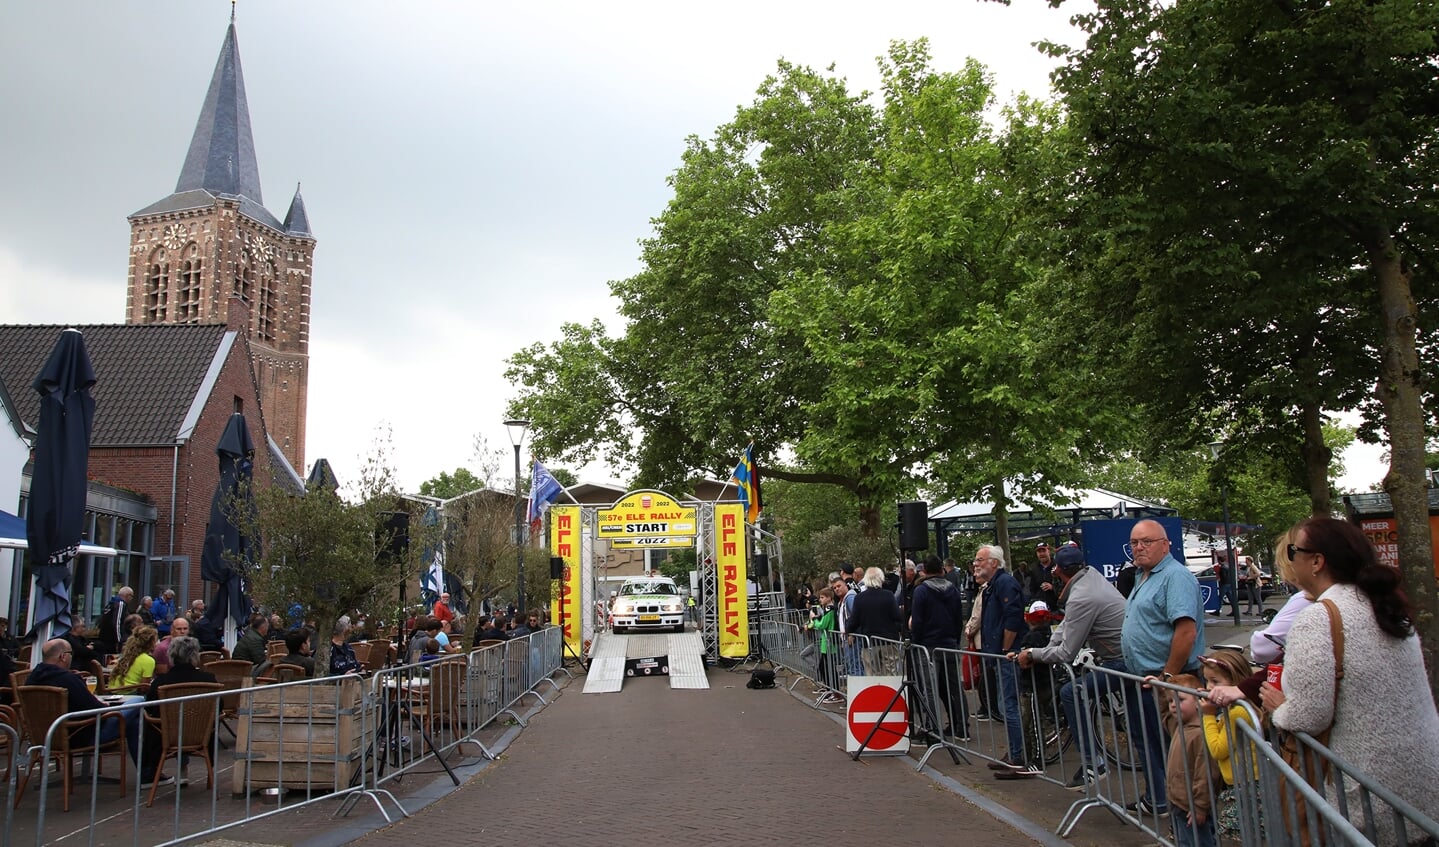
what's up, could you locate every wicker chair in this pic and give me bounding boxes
[14,685,128,811]
[204,659,253,740]
[271,663,308,683]
[0,703,20,782]
[265,640,288,662]
[414,659,468,744]
[197,650,225,668]
[142,682,222,807]
[350,641,372,669]
[362,638,392,673]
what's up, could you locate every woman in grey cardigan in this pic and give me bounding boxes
[1262,517,1439,846]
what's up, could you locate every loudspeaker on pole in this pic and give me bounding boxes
[550,557,564,580]
[898,501,929,550]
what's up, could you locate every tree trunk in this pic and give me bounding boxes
[1368,230,1438,704]
[1299,401,1332,516]
[992,474,1012,566]
[858,500,882,539]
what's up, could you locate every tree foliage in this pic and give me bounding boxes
[1044,0,1439,694]
[508,41,1105,543]
[241,441,414,674]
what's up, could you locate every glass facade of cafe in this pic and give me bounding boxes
[7,482,158,630]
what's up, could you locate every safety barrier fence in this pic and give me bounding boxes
[757,626,1437,847]
[7,626,567,847]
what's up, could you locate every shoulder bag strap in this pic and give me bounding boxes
[1315,598,1345,745]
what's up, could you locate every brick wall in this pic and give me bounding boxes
[128,201,313,473]
[89,333,272,605]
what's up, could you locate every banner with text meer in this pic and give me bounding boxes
[715,502,750,659]
[549,505,582,656]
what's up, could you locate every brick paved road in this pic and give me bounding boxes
[350,666,1047,847]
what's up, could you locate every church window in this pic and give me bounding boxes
[145,249,169,322]
[233,249,254,304]
[177,244,203,322]
[256,262,278,343]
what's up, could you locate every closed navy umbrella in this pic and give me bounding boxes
[25,329,96,648]
[200,413,255,647]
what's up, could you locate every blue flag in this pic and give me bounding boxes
[528,460,565,531]
[729,443,762,525]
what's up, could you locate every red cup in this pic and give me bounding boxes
[1266,663,1283,691]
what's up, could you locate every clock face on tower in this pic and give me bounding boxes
[163,223,187,251]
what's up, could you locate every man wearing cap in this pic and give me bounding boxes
[1012,544,1127,789]
[1031,543,1061,609]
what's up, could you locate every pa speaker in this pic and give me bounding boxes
[550,557,564,580]
[379,512,409,564]
[752,552,770,581]
[898,501,929,550]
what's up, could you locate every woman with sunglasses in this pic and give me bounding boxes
[1259,517,1439,845]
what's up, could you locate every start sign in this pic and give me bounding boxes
[845,676,909,754]
[598,490,697,539]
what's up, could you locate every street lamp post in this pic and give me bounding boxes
[1209,441,1241,626]
[505,419,531,613]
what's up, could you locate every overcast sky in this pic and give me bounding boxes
[0,1,1385,495]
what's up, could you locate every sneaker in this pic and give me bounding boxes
[177,776,190,787]
[1064,766,1105,791]
[995,764,1042,780]
[986,756,1021,771]
[141,775,175,788]
[973,710,994,721]
[1126,797,1169,816]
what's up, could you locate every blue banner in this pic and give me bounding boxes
[1080,517,1186,582]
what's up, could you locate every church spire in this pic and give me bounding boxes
[174,21,262,204]
[283,183,312,237]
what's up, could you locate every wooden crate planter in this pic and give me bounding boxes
[231,677,370,794]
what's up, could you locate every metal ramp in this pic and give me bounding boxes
[582,630,709,693]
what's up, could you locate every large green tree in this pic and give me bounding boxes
[1044,0,1439,689]
[508,42,1097,544]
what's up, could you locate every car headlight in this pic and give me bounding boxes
[663,603,682,612]
[612,602,632,615]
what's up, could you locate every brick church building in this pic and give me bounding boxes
[126,19,315,474]
[0,19,312,624]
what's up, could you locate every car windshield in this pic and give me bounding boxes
[621,581,677,596]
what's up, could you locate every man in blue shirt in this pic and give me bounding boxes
[151,589,175,637]
[975,544,1032,776]
[1119,519,1205,816]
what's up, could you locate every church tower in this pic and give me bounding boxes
[125,20,314,472]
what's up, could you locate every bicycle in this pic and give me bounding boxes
[1018,650,1141,771]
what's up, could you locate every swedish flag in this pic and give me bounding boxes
[729,443,763,525]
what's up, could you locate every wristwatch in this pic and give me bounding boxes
[1161,672,1174,681]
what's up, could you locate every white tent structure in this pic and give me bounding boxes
[2,508,119,663]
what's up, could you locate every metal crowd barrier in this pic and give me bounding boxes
[14,628,569,847]
[363,627,566,792]
[1262,725,1439,846]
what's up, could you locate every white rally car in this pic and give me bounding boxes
[610,577,686,633]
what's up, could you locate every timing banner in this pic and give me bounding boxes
[549,505,582,656]
[715,502,750,659]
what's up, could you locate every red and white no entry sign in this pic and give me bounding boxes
[845,676,909,753]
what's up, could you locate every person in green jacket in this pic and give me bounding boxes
[809,588,841,702]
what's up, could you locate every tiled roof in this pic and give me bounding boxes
[0,324,230,447]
